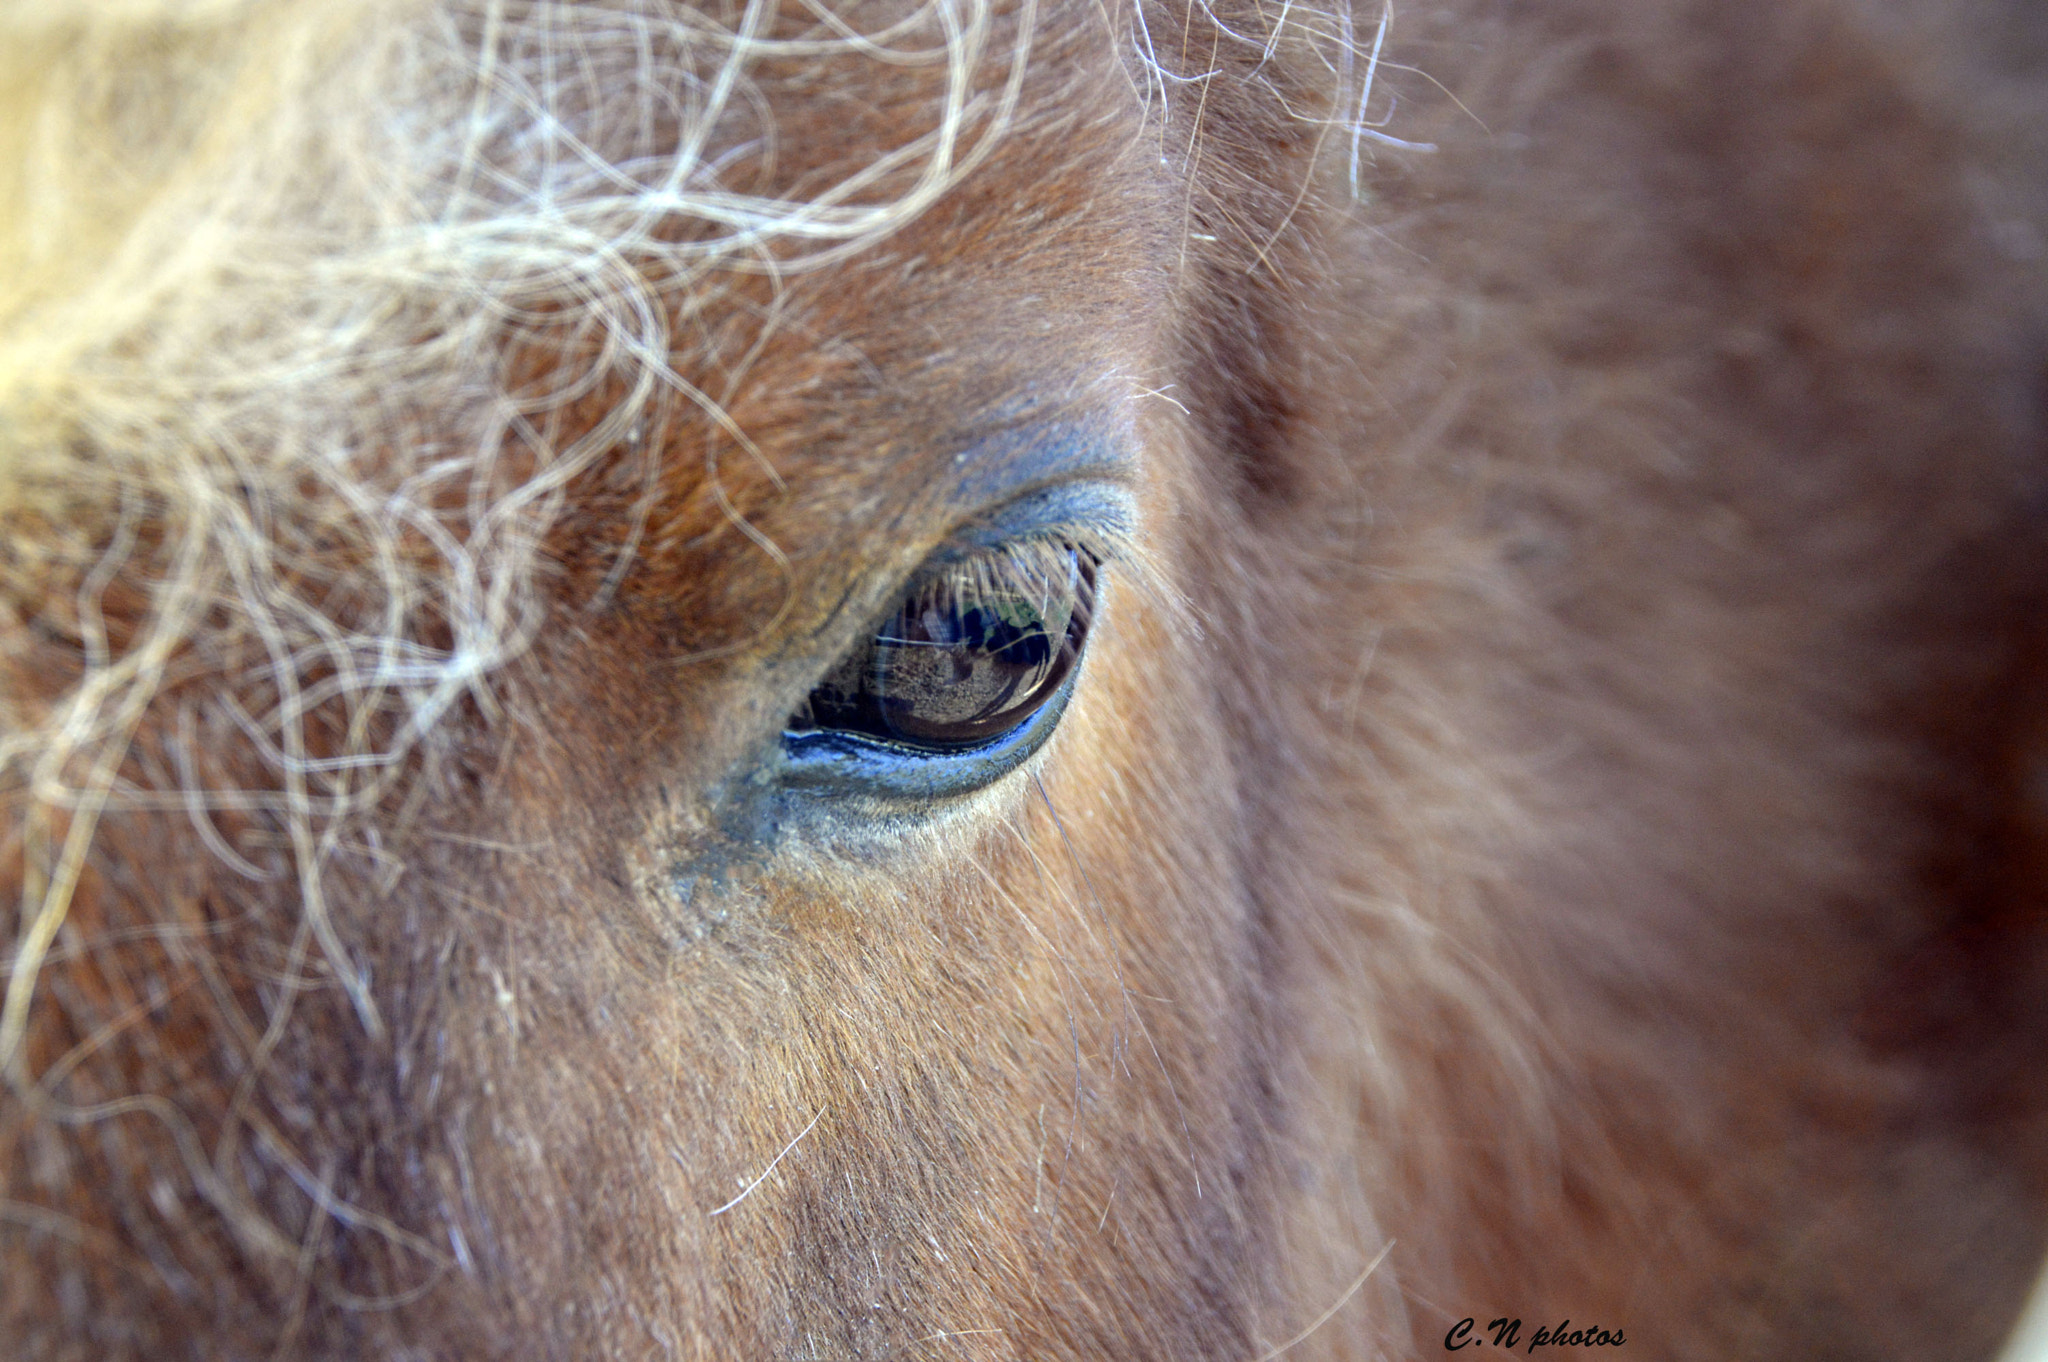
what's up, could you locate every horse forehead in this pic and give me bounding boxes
[609,14,1172,596]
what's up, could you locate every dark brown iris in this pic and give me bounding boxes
[791,542,1095,750]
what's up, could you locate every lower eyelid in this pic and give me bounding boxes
[775,659,1087,804]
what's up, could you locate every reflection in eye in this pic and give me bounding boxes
[789,538,1097,751]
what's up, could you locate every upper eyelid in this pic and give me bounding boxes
[792,479,1136,670]
[958,472,1135,528]
[933,478,1138,560]
[923,522,1123,576]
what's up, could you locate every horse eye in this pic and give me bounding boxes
[789,541,1096,752]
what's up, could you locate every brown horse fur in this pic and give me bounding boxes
[2,0,2047,1357]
